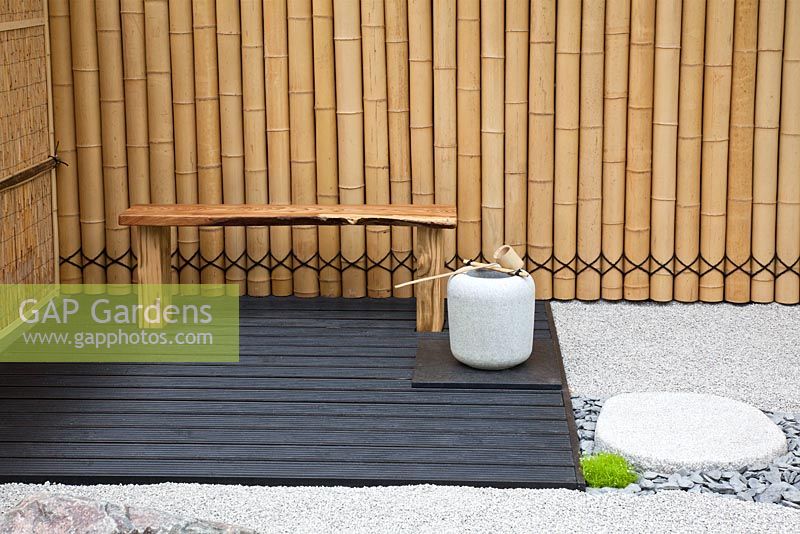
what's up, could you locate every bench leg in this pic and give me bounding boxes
[415,227,445,332]
[137,226,171,328]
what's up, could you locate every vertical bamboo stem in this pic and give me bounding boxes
[169,0,200,286]
[96,0,131,285]
[45,0,60,283]
[576,0,604,300]
[504,0,528,264]
[334,0,366,297]
[217,0,247,294]
[457,0,481,267]
[674,0,706,302]
[265,0,294,295]
[776,0,800,304]
[601,0,630,300]
[48,0,82,283]
[242,0,270,296]
[623,0,655,300]
[480,0,504,261]
[434,0,457,275]
[553,0,580,299]
[724,0,758,302]
[312,0,341,297]
[751,0,784,302]
[70,0,106,283]
[528,0,555,299]
[288,0,320,297]
[362,0,391,297]
[121,0,150,284]
[699,0,734,302]
[409,0,434,290]
[386,0,413,296]
[649,0,682,301]
[193,0,225,287]
[144,0,177,283]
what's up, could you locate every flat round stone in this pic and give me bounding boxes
[594,392,787,473]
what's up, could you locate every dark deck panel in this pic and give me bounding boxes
[0,297,583,489]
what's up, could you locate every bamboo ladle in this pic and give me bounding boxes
[394,245,528,289]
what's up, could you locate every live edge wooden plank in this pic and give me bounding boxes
[120,204,457,228]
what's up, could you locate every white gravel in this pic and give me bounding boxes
[551,301,800,412]
[594,392,788,472]
[0,483,798,533]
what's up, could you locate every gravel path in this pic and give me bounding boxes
[551,301,800,412]
[0,483,799,533]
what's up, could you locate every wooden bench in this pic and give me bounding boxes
[119,204,457,332]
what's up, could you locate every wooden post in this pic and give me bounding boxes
[415,227,444,332]
[137,226,171,328]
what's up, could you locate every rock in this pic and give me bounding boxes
[0,493,254,534]
[756,482,793,504]
[678,477,695,489]
[765,468,782,485]
[748,461,769,472]
[736,492,754,502]
[748,478,766,492]
[721,470,738,480]
[706,482,735,495]
[689,472,705,484]
[706,469,722,481]
[687,485,702,494]
[782,489,800,503]
[729,476,747,493]
[639,478,655,490]
[623,483,641,493]
[783,501,800,510]
[642,471,659,480]
[583,422,596,431]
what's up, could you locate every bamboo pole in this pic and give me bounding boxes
[45,0,60,283]
[193,0,225,287]
[601,0,630,300]
[724,0,758,302]
[409,0,434,291]
[456,0,481,267]
[434,0,457,276]
[481,0,504,262]
[699,0,734,302]
[144,0,177,283]
[288,0,320,297]
[96,0,131,285]
[386,0,413,296]
[751,0,784,302]
[776,0,800,304]
[312,0,341,297]
[70,0,106,284]
[241,0,270,296]
[362,0,391,297]
[528,0,555,299]
[169,0,200,287]
[48,0,82,284]
[553,0,580,299]
[216,0,247,295]
[217,0,247,294]
[649,0,682,301]
[623,0,655,300]
[333,0,366,297]
[121,0,150,284]
[674,0,706,302]
[265,0,294,295]
[504,0,528,265]
[576,0,604,300]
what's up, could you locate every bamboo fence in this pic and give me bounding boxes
[40,1,800,303]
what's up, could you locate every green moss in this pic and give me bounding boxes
[580,453,638,488]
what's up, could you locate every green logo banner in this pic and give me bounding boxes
[0,285,239,362]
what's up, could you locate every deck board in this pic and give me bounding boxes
[0,297,583,489]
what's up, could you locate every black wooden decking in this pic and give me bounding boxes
[0,297,583,489]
